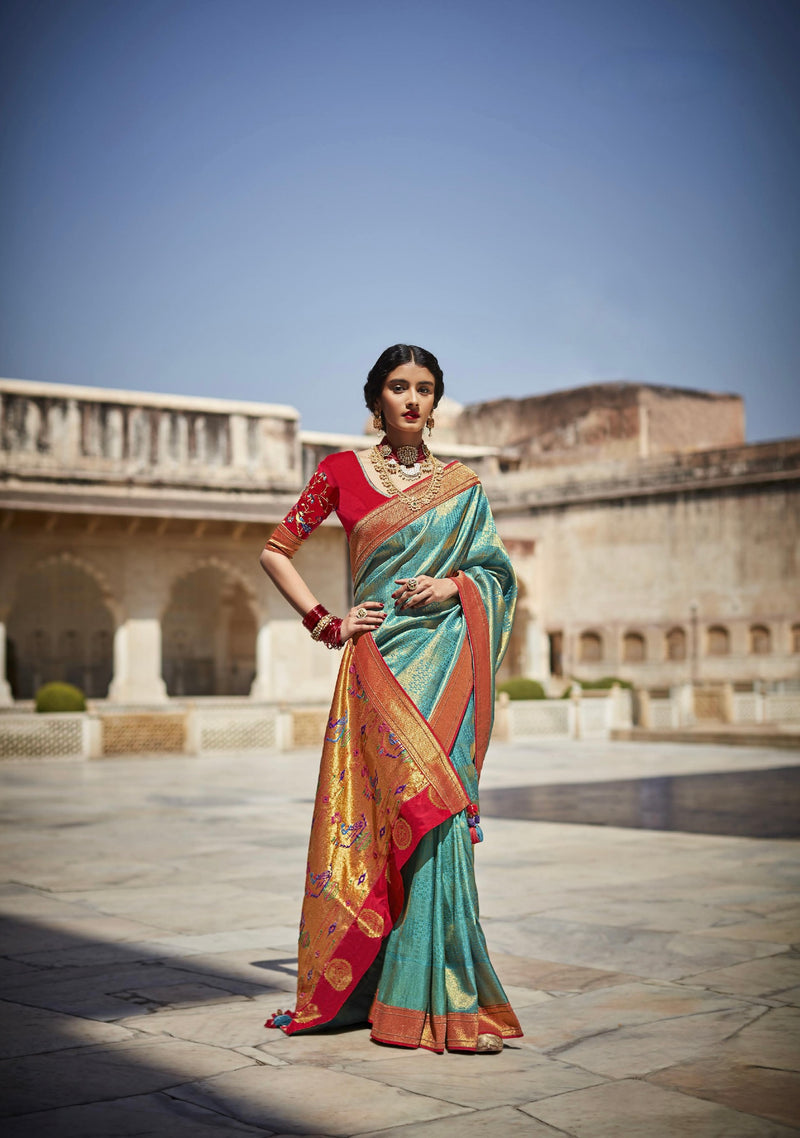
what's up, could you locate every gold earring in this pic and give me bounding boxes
[426,415,435,436]
[372,412,383,431]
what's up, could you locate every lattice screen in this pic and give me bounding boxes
[199,712,277,752]
[693,688,724,721]
[0,715,83,759]
[102,714,186,755]
[732,693,760,723]
[765,694,800,722]
[292,709,330,748]
[508,701,570,737]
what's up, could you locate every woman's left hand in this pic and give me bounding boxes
[393,575,459,610]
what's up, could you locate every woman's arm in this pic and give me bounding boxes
[259,548,384,642]
[259,547,318,617]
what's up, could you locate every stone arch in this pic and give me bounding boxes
[665,626,687,661]
[162,559,258,696]
[163,555,260,623]
[750,624,771,655]
[25,550,122,623]
[579,630,603,664]
[7,553,117,698]
[623,631,646,663]
[498,578,530,682]
[707,625,730,656]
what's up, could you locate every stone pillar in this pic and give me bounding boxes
[249,620,272,701]
[570,684,582,739]
[637,688,651,728]
[526,618,549,683]
[494,691,511,741]
[108,618,168,704]
[721,682,735,725]
[0,621,13,705]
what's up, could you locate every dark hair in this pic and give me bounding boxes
[363,344,445,413]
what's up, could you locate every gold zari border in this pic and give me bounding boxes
[350,462,480,580]
[264,522,303,559]
[355,634,469,815]
[370,999,523,1052]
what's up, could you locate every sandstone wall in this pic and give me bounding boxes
[458,382,744,466]
[491,442,800,689]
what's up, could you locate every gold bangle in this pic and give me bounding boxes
[310,614,333,641]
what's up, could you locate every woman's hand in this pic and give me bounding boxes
[339,601,386,643]
[393,575,459,610]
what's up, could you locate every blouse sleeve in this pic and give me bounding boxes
[264,464,339,559]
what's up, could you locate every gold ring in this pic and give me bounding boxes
[406,578,418,591]
[356,607,367,618]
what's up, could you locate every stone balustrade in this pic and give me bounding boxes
[0,378,301,491]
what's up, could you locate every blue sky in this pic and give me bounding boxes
[1,0,798,441]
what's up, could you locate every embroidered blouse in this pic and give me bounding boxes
[265,452,389,558]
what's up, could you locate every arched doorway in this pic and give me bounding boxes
[497,581,531,684]
[7,560,115,699]
[162,566,257,696]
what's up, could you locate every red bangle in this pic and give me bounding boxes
[321,616,343,650]
[302,603,328,633]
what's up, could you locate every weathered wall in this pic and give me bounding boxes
[458,382,744,466]
[492,444,800,689]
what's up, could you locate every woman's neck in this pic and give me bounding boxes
[382,428,424,451]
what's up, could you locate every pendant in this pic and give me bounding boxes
[386,458,422,481]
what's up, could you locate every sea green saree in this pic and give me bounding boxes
[277,459,522,1051]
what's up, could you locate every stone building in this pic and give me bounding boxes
[0,379,497,709]
[458,382,799,693]
[1,376,798,711]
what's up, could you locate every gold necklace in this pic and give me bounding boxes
[370,444,444,512]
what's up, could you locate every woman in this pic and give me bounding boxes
[259,344,521,1053]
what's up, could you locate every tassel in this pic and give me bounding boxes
[265,1009,295,1029]
[466,803,484,843]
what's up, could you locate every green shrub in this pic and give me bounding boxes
[562,675,633,696]
[497,677,546,701]
[35,682,86,713]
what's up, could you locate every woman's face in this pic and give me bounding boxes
[376,363,436,440]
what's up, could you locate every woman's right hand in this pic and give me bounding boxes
[339,601,386,644]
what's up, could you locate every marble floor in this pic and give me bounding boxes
[0,738,798,1136]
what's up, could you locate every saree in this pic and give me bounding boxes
[272,457,522,1051]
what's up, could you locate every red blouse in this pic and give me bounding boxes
[265,452,389,557]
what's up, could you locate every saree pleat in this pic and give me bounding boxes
[281,463,522,1049]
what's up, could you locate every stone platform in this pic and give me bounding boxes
[0,739,798,1136]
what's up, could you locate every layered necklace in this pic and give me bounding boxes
[370,437,444,512]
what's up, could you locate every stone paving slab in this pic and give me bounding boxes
[2,1091,268,1137]
[337,1045,606,1108]
[0,1036,256,1117]
[169,1063,471,1135]
[0,998,135,1058]
[1,742,799,1135]
[522,1078,800,1136]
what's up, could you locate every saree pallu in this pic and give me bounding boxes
[284,462,522,1050]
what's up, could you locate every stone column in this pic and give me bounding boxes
[526,617,548,683]
[249,619,272,701]
[0,621,13,705]
[108,617,168,704]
